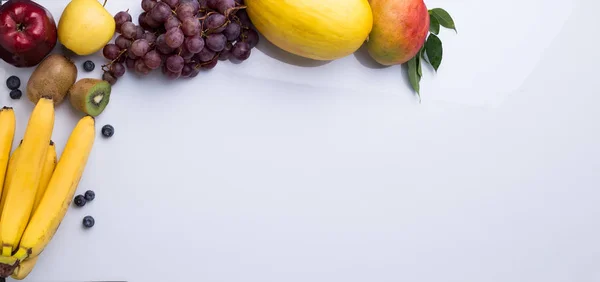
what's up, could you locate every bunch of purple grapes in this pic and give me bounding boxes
[101,0,259,84]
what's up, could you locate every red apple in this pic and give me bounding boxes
[0,0,57,68]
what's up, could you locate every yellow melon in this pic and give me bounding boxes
[245,0,373,61]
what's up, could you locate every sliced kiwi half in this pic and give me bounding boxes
[68,78,111,117]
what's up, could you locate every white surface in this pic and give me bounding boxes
[0,0,599,281]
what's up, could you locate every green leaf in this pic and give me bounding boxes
[417,48,423,77]
[430,8,456,32]
[429,14,440,35]
[408,55,421,99]
[425,34,443,71]
[420,45,429,64]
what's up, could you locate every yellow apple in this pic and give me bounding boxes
[58,0,116,56]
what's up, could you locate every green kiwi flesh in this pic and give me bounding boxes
[68,78,111,117]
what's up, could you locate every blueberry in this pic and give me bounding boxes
[84,190,95,201]
[101,124,114,138]
[82,216,95,228]
[83,60,95,72]
[6,76,20,90]
[9,89,21,100]
[74,195,86,207]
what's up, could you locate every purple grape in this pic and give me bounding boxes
[114,11,132,33]
[190,67,201,77]
[127,48,138,59]
[110,63,126,77]
[121,22,137,39]
[115,35,132,50]
[181,0,200,11]
[138,13,151,30]
[126,58,136,69]
[142,32,157,45]
[176,2,198,20]
[204,13,226,33]
[156,34,175,54]
[184,36,204,53]
[181,18,201,37]
[150,2,172,22]
[236,10,252,28]
[195,47,215,62]
[165,27,184,48]
[244,29,259,48]
[164,16,181,30]
[103,44,121,60]
[135,26,145,39]
[102,71,118,85]
[202,58,218,69]
[131,39,151,57]
[163,0,180,9]
[208,0,235,14]
[162,65,181,79]
[205,33,226,52]
[166,55,184,72]
[142,12,162,29]
[179,46,195,60]
[231,41,250,61]
[223,22,241,41]
[219,42,232,60]
[181,63,194,77]
[142,0,157,12]
[143,50,162,70]
[135,59,152,75]
[198,0,208,9]
[166,71,182,79]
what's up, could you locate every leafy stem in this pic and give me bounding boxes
[406,7,456,100]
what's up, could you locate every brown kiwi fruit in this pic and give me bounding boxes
[26,54,77,105]
[68,78,111,117]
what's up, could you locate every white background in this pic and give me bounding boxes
[1,0,599,281]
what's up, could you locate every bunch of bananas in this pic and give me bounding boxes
[0,97,96,280]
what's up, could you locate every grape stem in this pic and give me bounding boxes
[224,6,247,18]
[194,53,220,69]
[204,16,231,36]
[102,49,128,72]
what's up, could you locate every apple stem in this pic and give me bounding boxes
[103,0,107,7]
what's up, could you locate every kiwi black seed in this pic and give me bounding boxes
[68,78,112,117]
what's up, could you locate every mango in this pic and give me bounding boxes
[367,0,430,65]
[246,0,373,61]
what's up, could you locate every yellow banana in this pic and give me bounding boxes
[0,141,56,279]
[0,141,22,216]
[0,97,54,256]
[1,140,54,216]
[14,116,95,262]
[10,256,39,280]
[32,141,58,215]
[0,107,16,210]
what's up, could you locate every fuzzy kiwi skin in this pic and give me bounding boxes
[68,78,111,117]
[26,54,78,105]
